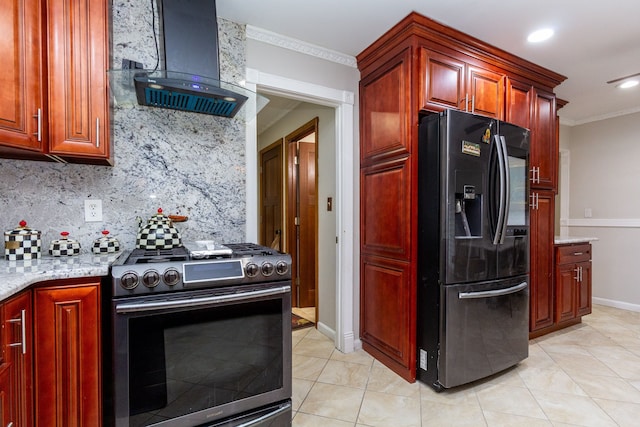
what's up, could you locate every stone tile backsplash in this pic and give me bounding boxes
[0,0,249,251]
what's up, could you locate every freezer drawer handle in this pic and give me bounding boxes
[458,282,527,299]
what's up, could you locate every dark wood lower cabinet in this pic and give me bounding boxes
[360,255,415,382]
[529,190,555,335]
[3,290,34,427]
[34,280,101,427]
[0,363,12,427]
[556,243,592,326]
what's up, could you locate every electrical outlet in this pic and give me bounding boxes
[584,207,592,218]
[84,199,103,222]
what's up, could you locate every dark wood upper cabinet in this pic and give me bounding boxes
[0,0,111,165]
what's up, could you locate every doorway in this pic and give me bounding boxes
[286,119,318,313]
[246,69,356,353]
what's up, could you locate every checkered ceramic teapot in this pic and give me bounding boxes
[135,208,183,250]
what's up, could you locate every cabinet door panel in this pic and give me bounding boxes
[360,255,415,381]
[556,264,577,323]
[506,78,532,130]
[47,0,109,159]
[4,291,34,427]
[467,65,504,119]
[529,191,555,332]
[0,364,12,427]
[360,49,411,163]
[419,48,465,112]
[34,283,101,427]
[0,0,44,151]
[531,89,557,189]
[577,261,592,317]
[361,158,412,260]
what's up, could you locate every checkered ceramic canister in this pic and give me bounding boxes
[49,231,81,257]
[92,230,120,254]
[136,208,183,250]
[5,220,42,260]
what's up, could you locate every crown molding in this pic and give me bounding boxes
[246,25,357,69]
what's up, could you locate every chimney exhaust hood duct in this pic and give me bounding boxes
[111,0,254,118]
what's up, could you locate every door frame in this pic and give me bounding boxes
[244,69,356,353]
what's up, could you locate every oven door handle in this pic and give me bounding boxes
[115,285,291,314]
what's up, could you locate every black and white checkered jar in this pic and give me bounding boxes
[136,208,183,250]
[4,220,42,261]
[92,230,121,254]
[49,231,81,257]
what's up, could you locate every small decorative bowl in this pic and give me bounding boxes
[49,231,81,257]
[92,230,120,254]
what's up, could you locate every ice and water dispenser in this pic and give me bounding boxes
[454,171,482,238]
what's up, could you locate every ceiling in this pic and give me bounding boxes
[218,0,640,126]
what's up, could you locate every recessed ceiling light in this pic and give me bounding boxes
[527,28,554,43]
[618,80,639,89]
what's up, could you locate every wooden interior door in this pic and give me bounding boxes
[286,119,318,308]
[259,141,283,250]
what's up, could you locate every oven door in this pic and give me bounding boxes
[109,282,292,427]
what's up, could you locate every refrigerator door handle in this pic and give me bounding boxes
[458,281,528,299]
[498,135,511,244]
[492,134,507,245]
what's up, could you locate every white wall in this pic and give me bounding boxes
[564,112,640,310]
[246,35,361,347]
[257,102,337,330]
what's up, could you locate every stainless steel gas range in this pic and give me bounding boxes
[103,243,292,427]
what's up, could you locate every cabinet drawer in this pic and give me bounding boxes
[556,244,591,264]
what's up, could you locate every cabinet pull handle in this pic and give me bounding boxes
[574,267,580,282]
[471,95,475,113]
[573,252,583,256]
[529,192,539,210]
[530,167,540,184]
[7,309,27,354]
[33,108,42,141]
[580,266,583,282]
[96,117,100,148]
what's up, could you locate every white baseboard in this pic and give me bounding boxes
[316,321,335,341]
[593,297,640,313]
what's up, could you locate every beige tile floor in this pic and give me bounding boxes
[291,304,640,426]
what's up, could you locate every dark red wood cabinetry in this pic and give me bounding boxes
[3,291,34,427]
[357,12,566,381]
[34,280,102,427]
[529,190,556,333]
[555,243,593,325]
[0,278,102,427]
[0,0,110,165]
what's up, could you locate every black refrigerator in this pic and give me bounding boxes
[417,109,530,391]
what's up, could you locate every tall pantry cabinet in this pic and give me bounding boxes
[357,12,566,381]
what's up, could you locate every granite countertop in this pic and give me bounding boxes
[0,251,124,302]
[554,236,599,245]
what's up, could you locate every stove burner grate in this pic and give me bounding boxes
[126,247,190,264]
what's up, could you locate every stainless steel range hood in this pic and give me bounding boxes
[109,0,259,118]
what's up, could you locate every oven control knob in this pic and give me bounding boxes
[245,262,259,277]
[275,261,289,275]
[163,268,180,286]
[142,270,161,288]
[120,272,139,290]
[261,262,274,277]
